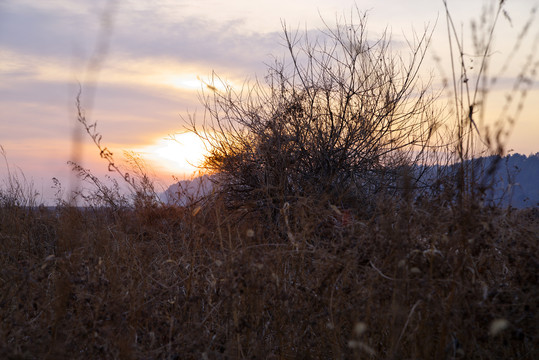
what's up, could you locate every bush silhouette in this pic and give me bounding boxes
[191,10,439,212]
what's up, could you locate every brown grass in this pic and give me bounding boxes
[0,191,537,359]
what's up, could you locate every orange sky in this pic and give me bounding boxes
[0,0,537,204]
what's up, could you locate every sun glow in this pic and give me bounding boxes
[141,132,209,177]
[164,75,205,91]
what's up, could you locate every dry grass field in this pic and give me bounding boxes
[0,188,537,359]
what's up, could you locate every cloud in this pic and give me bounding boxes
[108,16,281,75]
[0,0,283,79]
[0,3,99,58]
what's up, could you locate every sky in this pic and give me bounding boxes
[0,0,538,204]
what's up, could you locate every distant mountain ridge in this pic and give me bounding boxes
[161,153,539,208]
[471,153,539,208]
[160,174,216,206]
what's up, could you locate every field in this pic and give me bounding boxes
[1,189,537,359]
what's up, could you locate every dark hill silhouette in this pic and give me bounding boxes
[161,153,539,208]
[478,153,539,208]
[160,174,216,206]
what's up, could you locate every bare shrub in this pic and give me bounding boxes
[191,10,440,212]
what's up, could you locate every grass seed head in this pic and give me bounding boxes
[354,322,367,336]
[489,318,510,336]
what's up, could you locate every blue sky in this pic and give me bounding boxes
[0,0,537,203]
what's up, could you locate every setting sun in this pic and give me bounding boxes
[140,132,209,177]
[164,75,204,91]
